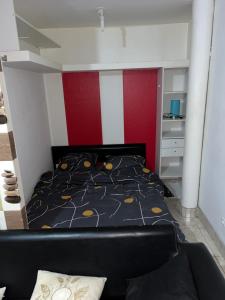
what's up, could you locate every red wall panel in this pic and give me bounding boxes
[123,69,158,170]
[62,72,102,145]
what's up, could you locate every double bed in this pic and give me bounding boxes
[26,144,185,241]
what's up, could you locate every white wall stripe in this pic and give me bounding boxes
[99,71,124,144]
[44,73,68,146]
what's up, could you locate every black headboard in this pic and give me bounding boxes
[51,143,146,168]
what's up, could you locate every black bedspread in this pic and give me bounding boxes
[27,165,185,241]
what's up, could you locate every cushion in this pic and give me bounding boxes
[31,270,106,300]
[103,155,145,171]
[58,153,98,172]
[126,254,199,300]
[0,287,6,300]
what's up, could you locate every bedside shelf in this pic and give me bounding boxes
[161,164,183,178]
[162,131,185,139]
[163,179,182,198]
[164,91,187,94]
[162,118,186,122]
[156,67,188,199]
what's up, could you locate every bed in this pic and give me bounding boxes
[26,144,185,241]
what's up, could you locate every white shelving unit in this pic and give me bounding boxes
[62,60,189,72]
[0,4,60,55]
[161,164,183,178]
[156,67,188,199]
[16,15,60,50]
[0,51,61,73]
[164,91,187,94]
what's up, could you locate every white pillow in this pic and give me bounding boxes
[0,287,6,300]
[30,270,106,300]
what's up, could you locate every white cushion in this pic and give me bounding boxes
[0,287,6,300]
[30,270,106,300]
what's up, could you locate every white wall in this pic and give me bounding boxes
[40,23,190,65]
[199,0,225,246]
[44,73,68,146]
[3,66,52,205]
[0,0,19,51]
[19,39,40,55]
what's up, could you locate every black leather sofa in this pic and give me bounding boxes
[0,225,225,300]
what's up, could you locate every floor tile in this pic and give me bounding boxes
[214,256,225,276]
[215,256,225,269]
[165,197,225,277]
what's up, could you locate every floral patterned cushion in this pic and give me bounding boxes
[31,270,106,300]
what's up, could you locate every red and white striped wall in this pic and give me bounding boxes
[45,69,157,170]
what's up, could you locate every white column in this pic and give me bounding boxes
[182,0,214,209]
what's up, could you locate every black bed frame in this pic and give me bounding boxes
[51,143,146,168]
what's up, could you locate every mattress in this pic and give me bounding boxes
[27,163,185,241]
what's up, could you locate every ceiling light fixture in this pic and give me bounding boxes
[97,7,105,32]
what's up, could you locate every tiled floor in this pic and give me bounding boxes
[165,198,225,277]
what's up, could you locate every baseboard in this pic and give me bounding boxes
[198,208,225,259]
[181,207,198,218]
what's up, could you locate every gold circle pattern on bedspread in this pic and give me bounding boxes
[82,210,94,217]
[105,163,113,170]
[61,195,72,201]
[83,160,91,168]
[143,167,151,174]
[124,197,134,204]
[151,207,163,214]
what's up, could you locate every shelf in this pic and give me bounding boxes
[162,131,185,139]
[163,178,182,199]
[0,51,189,74]
[161,165,183,178]
[164,91,187,94]
[163,118,186,122]
[0,161,21,212]
[16,15,60,49]
[63,60,189,72]
[0,51,61,73]
[156,67,188,192]
[164,68,188,94]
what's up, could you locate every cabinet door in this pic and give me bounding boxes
[123,69,158,170]
[62,72,103,145]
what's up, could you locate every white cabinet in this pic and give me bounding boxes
[156,67,188,199]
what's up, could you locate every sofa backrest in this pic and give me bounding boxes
[0,225,178,299]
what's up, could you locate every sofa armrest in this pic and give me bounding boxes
[180,242,225,300]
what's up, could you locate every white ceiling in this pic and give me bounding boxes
[14,0,192,29]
